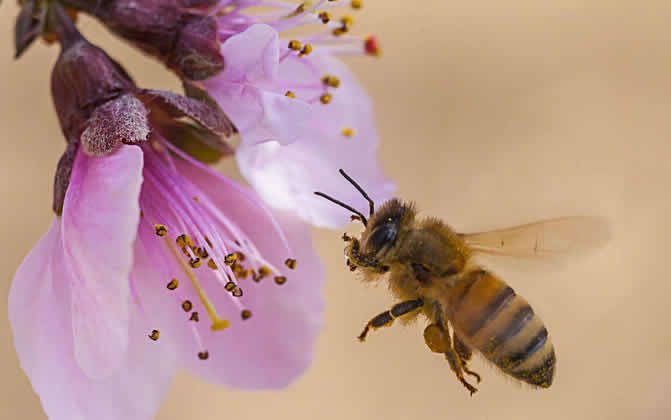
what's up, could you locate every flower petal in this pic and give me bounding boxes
[235,52,395,227]
[170,159,325,388]
[216,23,279,83]
[62,145,144,378]
[9,221,177,420]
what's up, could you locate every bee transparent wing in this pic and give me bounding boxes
[460,216,610,258]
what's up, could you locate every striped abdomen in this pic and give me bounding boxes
[447,269,555,388]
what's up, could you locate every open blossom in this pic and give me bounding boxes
[202,1,395,227]
[9,11,323,420]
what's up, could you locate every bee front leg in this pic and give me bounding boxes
[358,299,423,342]
[423,324,479,396]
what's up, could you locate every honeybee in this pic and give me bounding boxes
[315,170,609,395]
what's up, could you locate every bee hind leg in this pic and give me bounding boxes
[454,334,481,383]
[424,324,479,396]
[358,299,423,341]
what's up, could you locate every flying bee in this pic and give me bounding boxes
[315,169,609,395]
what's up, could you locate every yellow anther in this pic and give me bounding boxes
[318,11,331,23]
[285,258,297,269]
[341,127,355,137]
[189,257,202,268]
[252,271,262,282]
[195,247,209,259]
[238,269,251,279]
[333,27,346,36]
[288,40,302,51]
[224,281,236,292]
[207,259,218,270]
[299,44,313,57]
[224,253,237,265]
[320,94,332,104]
[166,278,179,290]
[274,276,288,285]
[241,310,252,320]
[193,196,199,202]
[258,266,272,277]
[154,224,168,237]
[149,329,160,341]
[285,91,296,99]
[236,252,246,262]
[351,0,362,9]
[190,312,200,322]
[322,75,341,88]
[204,236,213,247]
[341,15,354,26]
[232,288,243,297]
[176,234,193,248]
[182,300,193,312]
[198,351,209,360]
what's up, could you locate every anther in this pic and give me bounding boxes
[190,312,200,322]
[182,300,193,312]
[285,91,296,99]
[189,257,202,268]
[154,224,168,237]
[320,94,332,104]
[176,234,194,248]
[236,252,246,262]
[351,0,362,8]
[167,278,179,290]
[288,40,302,51]
[149,329,160,341]
[285,258,297,269]
[299,44,313,57]
[318,11,331,23]
[341,127,354,137]
[195,247,209,259]
[198,351,209,360]
[224,281,237,292]
[238,269,251,279]
[364,36,380,56]
[207,259,218,270]
[224,253,237,265]
[322,75,341,88]
[275,276,287,285]
[241,310,252,320]
[259,266,272,277]
[232,288,243,297]
[204,236,213,247]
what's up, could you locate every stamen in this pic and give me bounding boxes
[166,278,179,290]
[190,312,200,322]
[164,236,230,332]
[364,35,379,56]
[224,253,237,265]
[275,276,287,285]
[154,224,168,236]
[241,310,252,320]
[318,11,331,23]
[182,300,193,312]
[288,40,302,51]
[351,0,362,9]
[285,258,297,269]
[189,257,202,268]
[149,329,160,341]
[342,127,354,137]
[320,93,332,104]
[299,44,313,57]
[322,75,341,88]
[195,247,209,259]
[198,351,209,360]
[285,90,296,98]
[208,259,219,270]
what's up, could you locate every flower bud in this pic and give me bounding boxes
[61,0,225,80]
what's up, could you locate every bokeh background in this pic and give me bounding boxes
[2,1,670,419]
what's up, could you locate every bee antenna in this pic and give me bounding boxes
[338,169,375,217]
[314,192,368,227]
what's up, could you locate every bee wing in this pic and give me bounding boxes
[460,216,610,258]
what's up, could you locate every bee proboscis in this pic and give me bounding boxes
[315,170,610,395]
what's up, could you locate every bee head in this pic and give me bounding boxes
[315,170,414,271]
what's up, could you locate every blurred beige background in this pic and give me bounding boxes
[2,1,670,419]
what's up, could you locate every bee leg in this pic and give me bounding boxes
[424,324,479,395]
[454,334,481,383]
[358,299,423,342]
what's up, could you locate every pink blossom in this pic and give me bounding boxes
[200,2,395,227]
[10,139,324,419]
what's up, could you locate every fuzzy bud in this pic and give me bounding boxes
[61,0,225,80]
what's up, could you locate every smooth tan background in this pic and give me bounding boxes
[1,1,670,419]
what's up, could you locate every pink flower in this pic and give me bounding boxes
[9,12,323,419]
[10,140,324,420]
[200,2,395,227]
